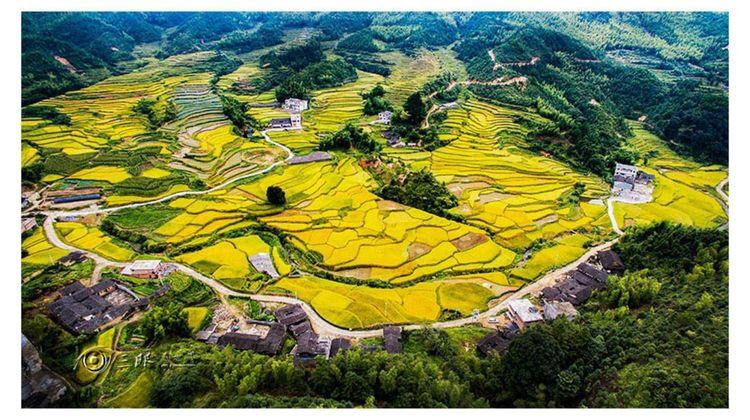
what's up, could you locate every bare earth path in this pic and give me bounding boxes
[716,177,729,209]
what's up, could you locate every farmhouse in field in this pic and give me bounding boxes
[268,114,302,129]
[383,130,404,148]
[282,98,308,113]
[58,251,87,267]
[612,162,654,200]
[507,299,543,330]
[47,280,147,335]
[377,110,393,125]
[120,259,163,279]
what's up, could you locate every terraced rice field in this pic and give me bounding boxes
[21,51,285,202]
[166,79,286,186]
[69,166,133,184]
[22,143,39,166]
[22,227,69,267]
[271,274,520,329]
[387,99,611,252]
[613,122,727,229]
[149,158,515,285]
[378,50,444,105]
[55,221,136,261]
[22,49,729,332]
[244,159,516,283]
[304,71,385,134]
[174,234,289,290]
[103,371,155,408]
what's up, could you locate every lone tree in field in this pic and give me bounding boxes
[266,185,286,206]
[404,91,427,126]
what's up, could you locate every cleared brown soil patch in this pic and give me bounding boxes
[451,232,488,251]
[477,191,512,204]
[534,214,559,228]
[377,200,405,211]
[335,267,371,280]
[447,181,491,198]
[407,242,432,259]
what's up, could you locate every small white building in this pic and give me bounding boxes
[290,114,302,129]
[121,260,163,279]
[377,110,393,125]
[282,98,308,114]
[612,163,638,193]
[507,299,543,330]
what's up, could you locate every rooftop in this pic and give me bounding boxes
[383,326,403,354]
[508,299,543,323]
[288,151,332,165]
[121,259,161,274]
[544,301,578,321]
[598,250,625,272]
[274,304,308,326]
[477,329,517,355]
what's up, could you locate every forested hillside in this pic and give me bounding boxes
[22,11,728,168]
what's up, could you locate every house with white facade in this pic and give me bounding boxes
[282,98,308,113]
[377,110,393,125]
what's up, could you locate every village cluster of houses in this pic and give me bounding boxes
[612,162,655,201]
[46,258,175,335]
[196,302,405,365]
[197,303,353,366]
[47,280,150,335]
[477,249,624,356]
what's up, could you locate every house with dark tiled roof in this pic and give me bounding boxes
[289,319,313,339]
[477,329,517,356]
[329,338,351,357]
[275,304,308,326]
[217,322,286,356]
[58,251,87,267]
[597,250,625,273]
[383,326,403,354]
